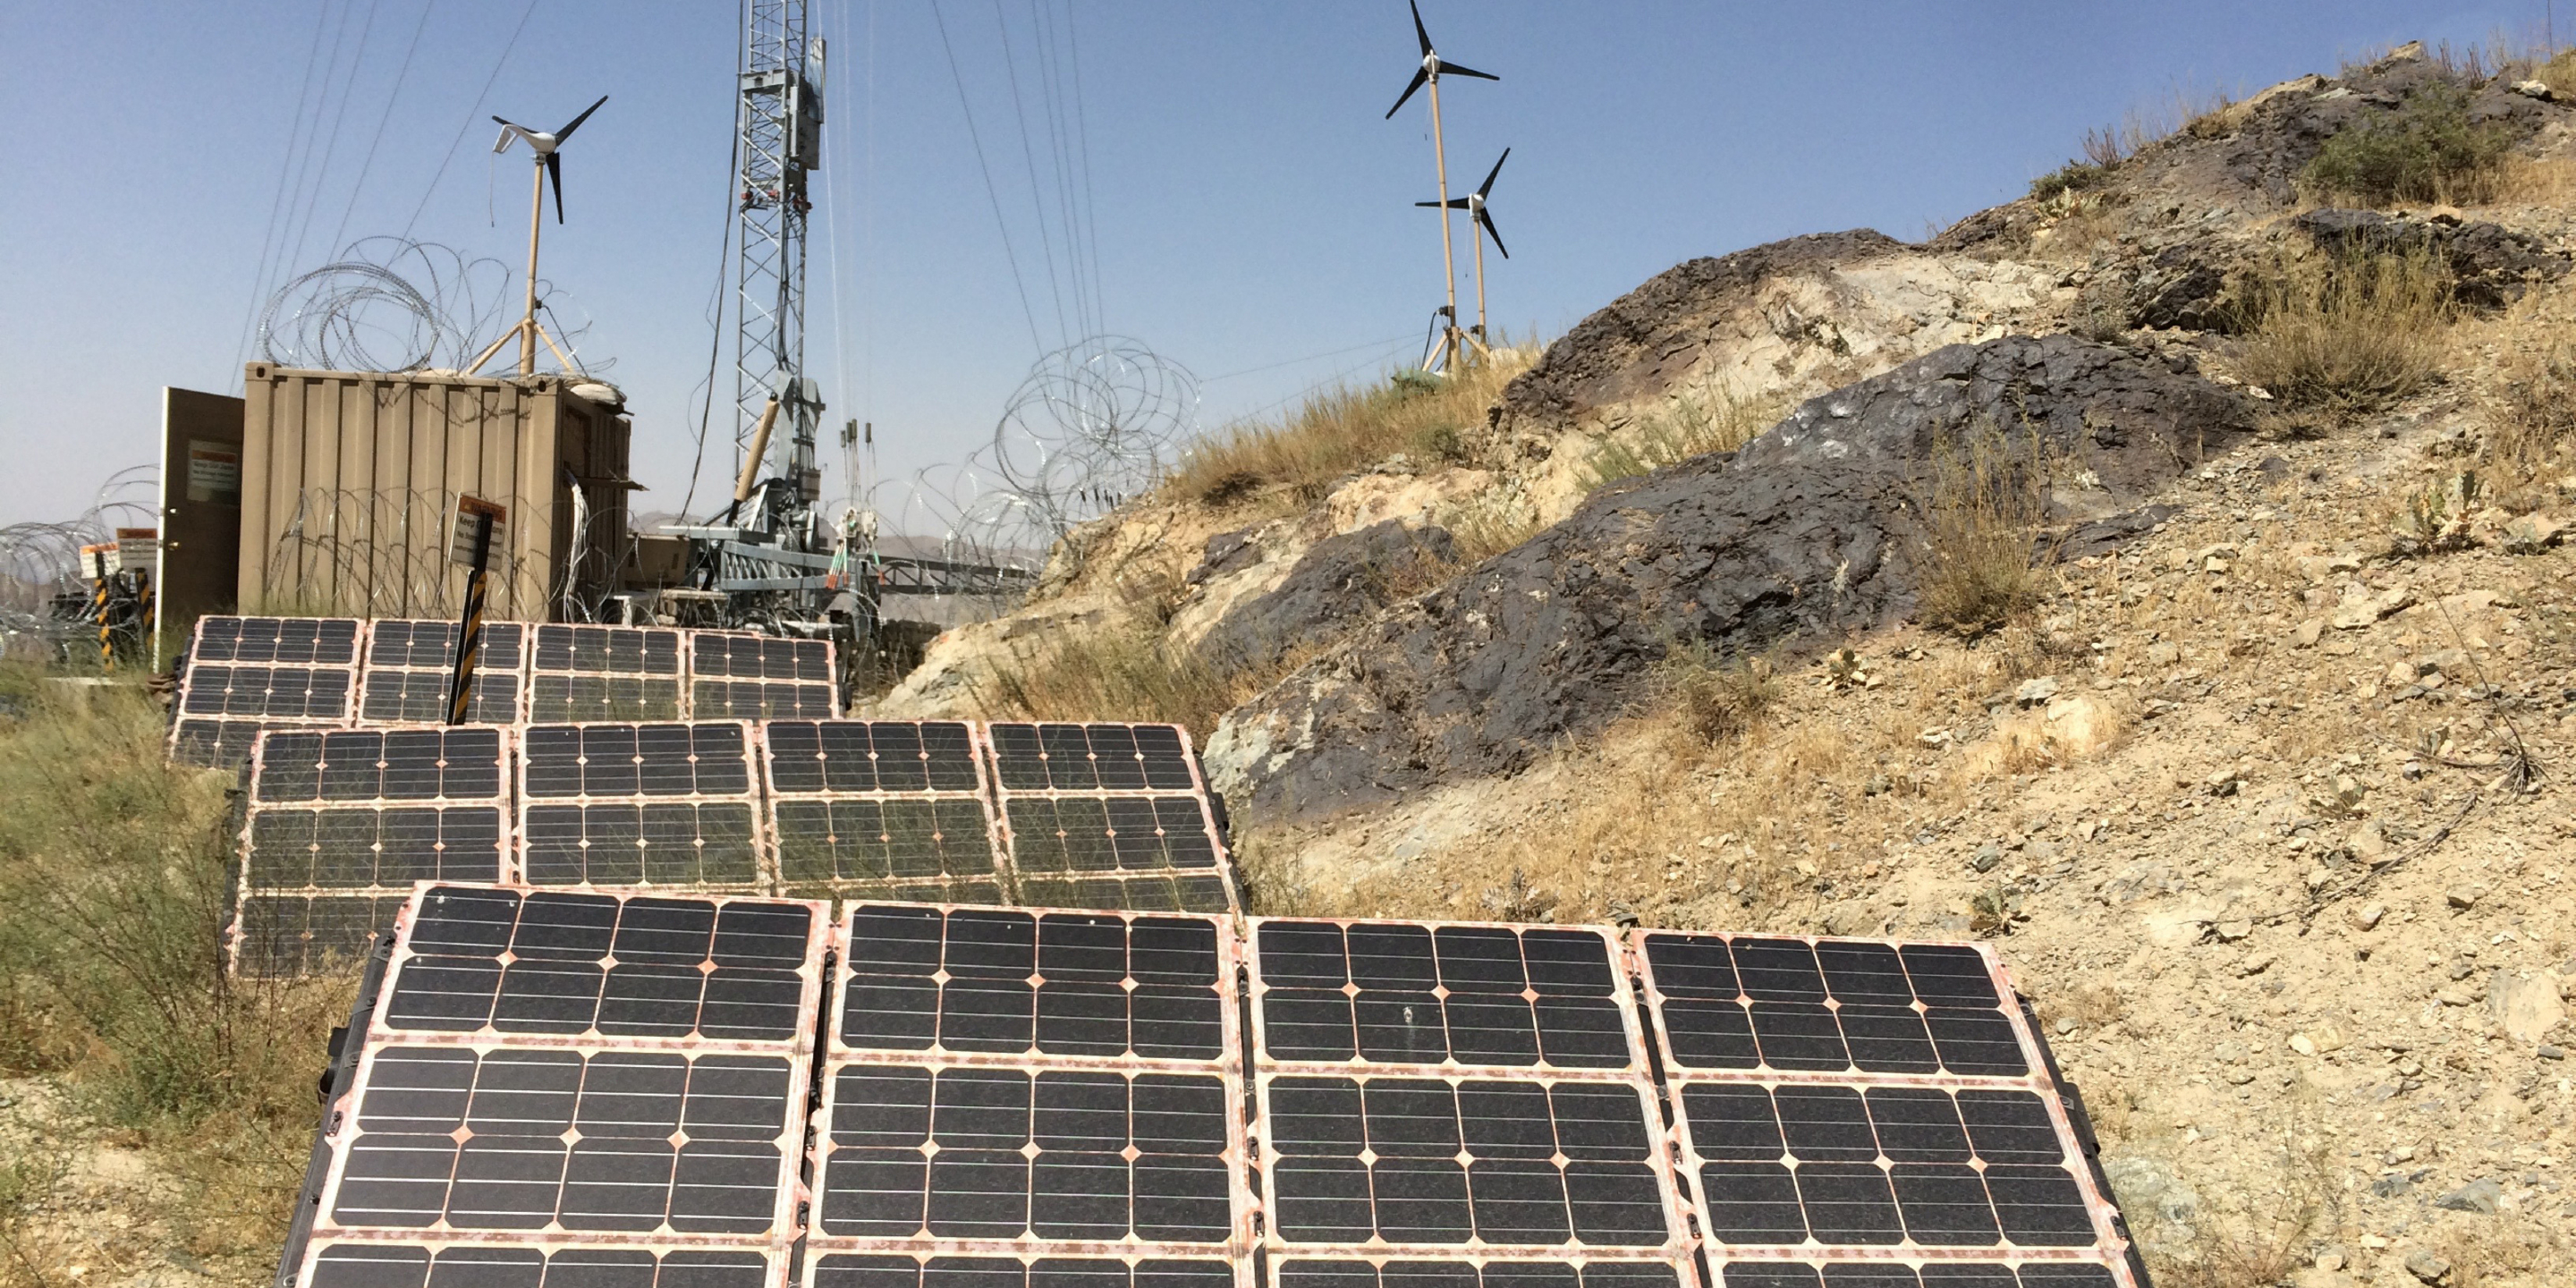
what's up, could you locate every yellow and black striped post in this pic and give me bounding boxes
[446,511,496,724]
[91,549,114,672]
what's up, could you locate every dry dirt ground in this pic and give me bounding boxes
[1236,405,2576,1288]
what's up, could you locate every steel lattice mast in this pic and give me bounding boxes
[733,0,825,525]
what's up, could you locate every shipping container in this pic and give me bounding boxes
[237,365,633,621]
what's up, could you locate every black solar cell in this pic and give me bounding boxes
[987,723,1199,793]
[330,1046,794,1233]
[380,886,819,1042]
[1277,1261,1681,1288]
[357,620,527,724]
[809,1254,1238,1288]
[233,892,407,977]
[193,615,361,665]
[1252,921,1637,1070]
[692,632,835,682]
[1674,1082,2100,1250]
[1707,1264,2120,1288]
[981,722,1237,914]
[229,728,515,977]
[817,1065,1233,1241]
[1263,1075,1673,1250]
[170,717,274,768]
[761,722,1004,903]
[519,724,767,890]
[692,679,841,719]
[302,1242,775,1288]
[1640,934,2029,1077]
[837,906,1225,1060]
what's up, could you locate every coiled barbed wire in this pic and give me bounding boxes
[256,237,613,376]
[0,466,160,649]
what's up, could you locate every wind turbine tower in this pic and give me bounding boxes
[1385,0,1496,372]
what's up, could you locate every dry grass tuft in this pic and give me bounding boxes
[1916,425,2051,634]
[1581,377,1785,490]
[2234,249,2453,416]
[1170,350,1534,511]
[978,622,1304,745]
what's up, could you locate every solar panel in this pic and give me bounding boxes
[527,624,688,723]
[1635,933,2137,1287]
[804,903,1250,1287]
[758,721,1007,904]
[518,722,768,891]
[691,632,841,720]
[985,723,1238,914]
[170,615,366,767]
[228,726,513,976]
[276,885,825,1288]
[357,620,528,724]
[1243,917,1695,1281]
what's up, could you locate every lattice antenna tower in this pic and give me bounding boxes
[733,0,826,532]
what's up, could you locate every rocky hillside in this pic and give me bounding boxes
[874,42,2576,1287]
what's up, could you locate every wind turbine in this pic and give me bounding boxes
[1418,148,1509,348]
[1384,0,1496,372]
[467,95,608,377]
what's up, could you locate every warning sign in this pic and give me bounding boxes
[185,441,240,504]
[450,496,508,566]
[116,528,158,565]
[80,543,121,576]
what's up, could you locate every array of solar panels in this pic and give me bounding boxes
[230,718,1241,973]
[172,617,842,767]
[280,889,2145,1288]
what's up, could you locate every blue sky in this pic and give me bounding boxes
[0,1,2538,530]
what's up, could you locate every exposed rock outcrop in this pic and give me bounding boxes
[1206,335,2254,826]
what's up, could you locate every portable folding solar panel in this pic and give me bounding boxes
[984,723,1239,914]
[230,726,515,976]
[170,615,366,767]
[1243,917,1699,1288]
[356,620,530,724]
[690,632,842,720]
[803,902,1253,1288]
[517,721,771,892]
[1631,932,2142,1288]
[525,624,689,722]
[275,884,830,1288]
[758,720,1010,904]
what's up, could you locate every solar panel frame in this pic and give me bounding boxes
[983,723,1241,915]
[757,720,1011,905]
[803,902,1257,1286]
[278,885,826,1288]
[1631,933,2139,1287]
[688,631,843,721]
[515,721,773,893]
[170,615,368,767]
[227,726,517,977]
[1241,916,1699,1276]
[525,624,691,723]
[355,620,530,725]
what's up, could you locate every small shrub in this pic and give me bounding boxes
[1581,377,1782,491]
[2029,159,2114,202]
[2303,82,2513,205]
[1916,424,2050,633]
[1657,641,1777,745]
[2234,249,2453,415]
